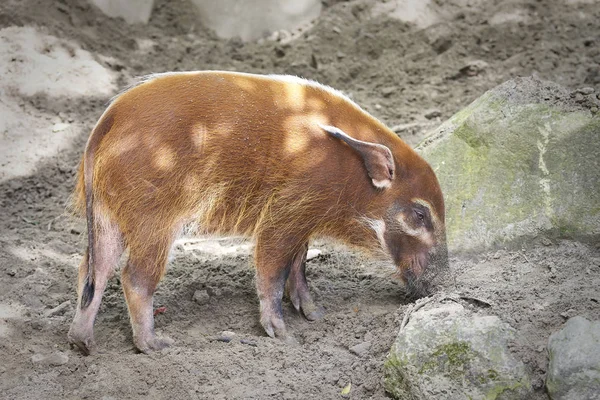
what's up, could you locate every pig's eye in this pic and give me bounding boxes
[414,210,425,223]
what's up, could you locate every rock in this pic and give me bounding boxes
[90,0,155,24]
[193,289,210,305]
[424,109,442,120]
[191,0,321,42]
[384,302,532,399]
[546,316,600,400]
[44,300,71,317]
[349,341,371,356]
[417,76,600,252]
[575,87,595,95]
[381,86,397,97]
[458,59,489,77]
[31,352,69,366]
[216,330,236,343]
[51,123,69,132]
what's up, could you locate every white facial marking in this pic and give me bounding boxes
[364,218,388,252]
[396,214,422,237]
[372,178,391,189]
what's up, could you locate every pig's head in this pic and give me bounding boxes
[321,124,448,297]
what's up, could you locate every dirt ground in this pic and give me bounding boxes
[0,0,599,399]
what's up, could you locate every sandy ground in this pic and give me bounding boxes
[0,0,599,398]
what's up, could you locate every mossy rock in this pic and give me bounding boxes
[547,316,600,400]
[384,303,532,399]
[416,77,600,252]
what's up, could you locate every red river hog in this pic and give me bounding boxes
[67,71,448,354]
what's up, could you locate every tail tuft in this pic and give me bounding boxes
[80,277,95,309]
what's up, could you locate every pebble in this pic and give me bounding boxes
[52,123,70,132]
[381,86,396,97]
[424,109,442,119]
[45,300,71,317]
[216,330,236,343]
[560,309,576,319]
[240,338,257,347]
[193,289,210,305]
[576,87,595,95]
[31,352,69,366]
[349,341,371,356]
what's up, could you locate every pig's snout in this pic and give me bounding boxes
[400,241,449,297]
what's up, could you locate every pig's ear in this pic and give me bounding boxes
[319,124,395,189]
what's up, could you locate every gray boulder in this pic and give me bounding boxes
[547,316,600,400]
[384,302,532,399]
[417,77,600,252]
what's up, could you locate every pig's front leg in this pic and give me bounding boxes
[254,233,306,339]
[286,243,324,321]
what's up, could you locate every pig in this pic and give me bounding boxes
[67,71,447,354]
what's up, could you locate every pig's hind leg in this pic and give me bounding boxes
[285,243,324,321]
[68,218,124,355]
[121,224,177,353]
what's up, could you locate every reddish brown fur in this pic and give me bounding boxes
[68,71,445,353]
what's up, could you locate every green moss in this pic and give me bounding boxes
[384,351,419,400]
[418,341,474,379]
[483,375,530,400]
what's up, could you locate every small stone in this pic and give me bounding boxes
[576,87,595,95]
[193,290,210,305]
[560,309,576,319]
[381,86,396,97]
[216,330,236,343]
[459,60,489,77]
[52,123,70,132]
[349,341,371,356]
[336,51,346,59]
[332,26,341,34]
[45,300,71,317]
[574,93,584,102]
[240,338,257,347]
[424,109,442,119]
[32,352,69,366]
[492,251,501,259]
[541,237,552,246]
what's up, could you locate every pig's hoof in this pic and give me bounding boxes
[261,315,288,339]
[304,305,325,321]
[67,331,95,356]
[300,301,325,321]
[134,335,174,354]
